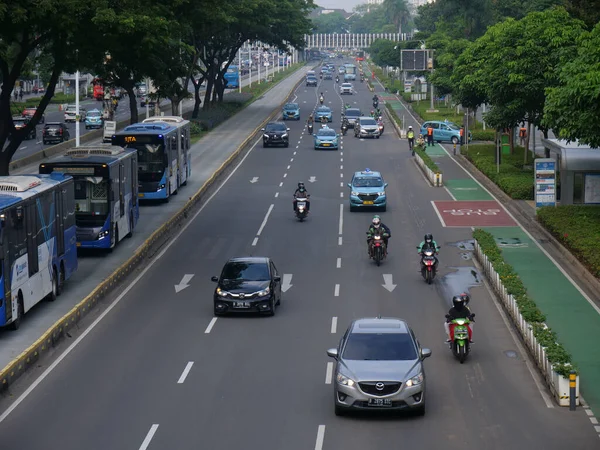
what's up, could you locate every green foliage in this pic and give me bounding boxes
[450,39,489,111]
[472,228,576,377]
[463,144,535,199]
[426,32,470,97]
[543,22,600,148]
[415,0,493,40]
[348,3,401,34]
[311,11,347,34]
[537,205,600,278]
[471,129,495,141]
[369,39,401,68]
[414,144,441,173]
[20,93,79,106]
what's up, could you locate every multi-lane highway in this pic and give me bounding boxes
[0,60,597,449]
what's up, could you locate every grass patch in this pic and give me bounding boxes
[463,144,535,200]
[537,205,600,278]
[414,144,441,173]
[18,93,82,107]
[473,228,576,377]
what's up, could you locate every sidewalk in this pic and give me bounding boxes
[375,74,600,416]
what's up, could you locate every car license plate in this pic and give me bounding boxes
[363,200,374,205]
[138,193,144,198]
[76,242,81,247]
[368,398,392,407]
[323,143,330,146]
[234,301,250,308]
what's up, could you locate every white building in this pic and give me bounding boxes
[367,0,383,4]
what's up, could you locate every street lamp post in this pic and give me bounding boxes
[75,70,80,147]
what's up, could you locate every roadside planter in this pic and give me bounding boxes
[473,233,579,407]
[414,148,443,187]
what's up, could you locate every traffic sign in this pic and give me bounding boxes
[432,200,516,227]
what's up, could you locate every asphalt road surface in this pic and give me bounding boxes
[0,62,597,450]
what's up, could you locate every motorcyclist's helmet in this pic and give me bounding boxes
[424,233,433,243]
[298,182,305,189]
[408,126,413,130]
[459,292,470,304]
[372,215,381,228]
[452,295,466,310]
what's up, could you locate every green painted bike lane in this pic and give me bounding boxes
[484,226,600,414]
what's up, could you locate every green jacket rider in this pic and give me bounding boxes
[417,233,439,253]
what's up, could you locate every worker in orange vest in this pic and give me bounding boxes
[426,124,434,146]
[459,126,465,145]
[519,123,527,146]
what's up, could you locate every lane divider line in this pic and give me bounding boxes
[325,363,333,384]
[334,284,340,296]
[340,173,343,178]
[340,192,343,198]
[340,165,343,170]
[283,173,287,178]
[336,258,341,268]
[331,317,337,334]
[340,182,343,187]
[252,237,259,246]
[279,182,284,187]
[274,192,279,198]
[293,151,297,155]
[315,425,326,450]
[287,165,291,169]
[338,203,344,235]
[338,237,342,246]
[139,424,159,450]
[256,204,274,236]
[204,317,217,334]
[177,362,194,384]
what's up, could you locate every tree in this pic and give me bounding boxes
[347,4,399,34]
[414,0,493,40]
[426,31,469,96]
[383,0,411,33]
[369,39,400,67]
[311,11,348,34]
[0,1,101,175]
[544,22,600,147]
[563,0,600,29]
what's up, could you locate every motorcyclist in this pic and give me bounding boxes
[293,182,310,212]
[340,115,349,134]
[407,126,415,151]
[319,92,324,105]
[307,114,314,133]
[335,75,339,83]
[417,233,439,253]
[445,295,475,343]
[372,94,379,108]
[416,133,425,148]
[320,114,328,125]
[370,109,375,118]
[366,215,391,256]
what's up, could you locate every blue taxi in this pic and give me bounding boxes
[84,109,103,129]
[282,102,300,120]
[315,106,333,122]
[420,120,472,145]
[313,126,339,150]
[347,169,388,212]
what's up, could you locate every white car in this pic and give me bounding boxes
[340,83,353,95]
[64,105,86,122]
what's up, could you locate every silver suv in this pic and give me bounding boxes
[354,116,380,139]
[327,317,431,416]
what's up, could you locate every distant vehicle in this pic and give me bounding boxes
[313,127,339,150]
[306,76,318,87]
[211,257,282,316]
[39,146,139,249]
[354,116,381,139]
[22,107,45,124]
[92,77,105,100]
[339,83,353,95]
[343,108,361,128]
[224,65,240,89]
[64,105,86,123]
[344,64,357,81]
[355,51,365,61]
[0,174,78,330]
[282,103,300,120]
[11,117,36,140]
[42,122,70,145]
[327,317,431,416]
[112,116,191,201]
[347,169,388,211]
[261,122,290,148]
[315,106,333,122]
[324,71,333,80]
[84,109,103,129]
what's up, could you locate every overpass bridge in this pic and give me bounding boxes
[304,33,408,49]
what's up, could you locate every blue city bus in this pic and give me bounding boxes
[224,65,240,89]
[111,116,191,201]
[0,174,78,329]
[39,145,139,249]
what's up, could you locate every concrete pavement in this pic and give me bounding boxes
[0,60,597,449]
[0,63,303,369]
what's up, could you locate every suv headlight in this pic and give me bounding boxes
[405,373,423,387]
[336,373,355,387]
[350,191,359,196]
[216,288,229,297]
[263,134,269,138]
[377,191,386,196]
[257,287,270,297]
[282,133,288,138]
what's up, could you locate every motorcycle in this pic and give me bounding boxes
[373,101,378,109]
[418,246,439,284]
[319,96,324,105]
[295,196,309,221]
[368,233,387,266]
[360,77,364,83]
[341,122,348,135]
[307,123,313,135]
[446,315,473,363]
[377,119,384,135]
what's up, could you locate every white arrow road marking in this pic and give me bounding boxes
[382,274,397,292]
[174,274,194,293]
[282,274,293,292]
[250,177,259,183]
[309,176,317,183]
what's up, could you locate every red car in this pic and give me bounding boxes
[22,107,45,124]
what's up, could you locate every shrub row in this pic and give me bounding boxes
[20,93,80,107]
[537,205,600,278]
[473,228,576,377]
[471,129,496,141]
[463,144,535,200]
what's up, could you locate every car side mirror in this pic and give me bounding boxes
[273,276,281,282]
[327,348,338,359]
[211,276,218,282]
[384,183,388,188]
[347,183,351,188]
[261,128,265,131]
[287,128,290,131]
[421,348,432,359]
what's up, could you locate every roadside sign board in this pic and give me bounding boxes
[534,158,557,208]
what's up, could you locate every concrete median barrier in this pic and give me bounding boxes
[0,67,309,393]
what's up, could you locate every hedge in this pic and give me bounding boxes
[20,93,82,107]
[471,129,495,141]
[473,228,576,377]
[537,205,600,278]
[463,144,535,200]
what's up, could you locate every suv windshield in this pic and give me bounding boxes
[345,109,360,117]
[343,332,417,361]
[265,123,286,132]
[222,262,270,281]
[318,129,336,137]
[361,118,377,126]
[353,177,383,188]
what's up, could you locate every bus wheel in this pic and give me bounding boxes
[49,267,58,301]
[10,293,24,330]
[58,264,65,295]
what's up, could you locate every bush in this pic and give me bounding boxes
[473,228,576,377]
[471,129,495,141]
[463,144,535,200]
[537,205,600,278]
[414,144,441,173]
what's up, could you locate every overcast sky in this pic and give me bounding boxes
[316,0,362,12]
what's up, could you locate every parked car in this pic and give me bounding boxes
[22,107,45,124]
[11,117,36,140]
[42,122,70,145]
[420,120,472,145]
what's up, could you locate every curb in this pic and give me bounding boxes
[0,67,309,393]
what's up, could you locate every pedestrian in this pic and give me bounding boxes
[459,126,465,145]
[19,89,23,101]
[519,123,527,146]
[427,124,434,146]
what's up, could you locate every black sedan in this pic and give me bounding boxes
[261,122,290,148]
[212,257,282,316]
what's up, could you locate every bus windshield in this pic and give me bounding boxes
[74,177,109,227]
[345,65,357,75]
[128,143,165,182]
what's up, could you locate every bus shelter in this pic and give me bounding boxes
[542,138,600,205]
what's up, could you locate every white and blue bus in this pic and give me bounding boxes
[224,65,240,89]
[39,146,139,249]
[344,63,357,81]
[0,174,78,329]
[111,116,191,201]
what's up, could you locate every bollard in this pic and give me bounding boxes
[453,142,457,155]
[434,172,441,187]
[569,371,577,411]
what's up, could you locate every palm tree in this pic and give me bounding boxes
[383,0,410,34]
